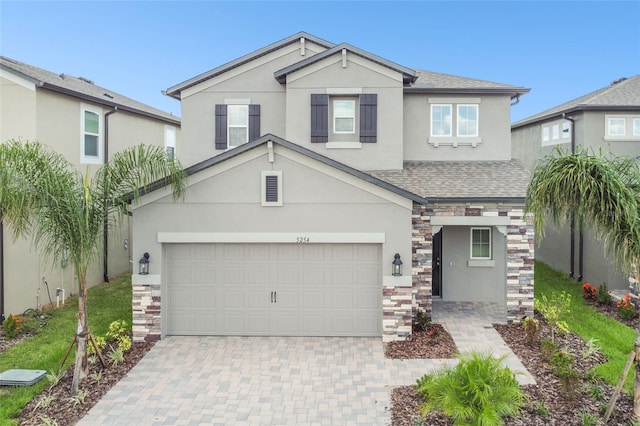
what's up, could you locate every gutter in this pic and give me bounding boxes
[102,106,118,283]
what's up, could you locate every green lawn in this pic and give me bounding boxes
[535,261,637,393]
[0,275,132,425]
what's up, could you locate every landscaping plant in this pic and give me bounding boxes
[522,316,540,345]
[415,351,524,425]
[582,283,598,300]
[2,314,20,340]
[0,141,186,395]
[535,291,571,342]
[596,282,613,305]
[617,293,637,320]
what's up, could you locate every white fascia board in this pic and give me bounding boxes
[0,69,36,90]
[158,232,386,244]
[430,216,511,226]
[131,148,266,209]
[274,145,413,209]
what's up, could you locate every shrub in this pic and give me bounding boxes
[88,335,106,355]
[2,314,20,339]
[416,352,524,425]
[616,293,636,320]
[522,317,540,345]
[550,349,579,398]
[596,282,612,305]
[535,292,571,342]
[105,319,132,352]
[413,309,431,332]
[582,283,598,300]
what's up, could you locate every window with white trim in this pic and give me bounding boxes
[634,118,640,136]
[457,104,478,137]
[562,121,571,139]
[431,104,452,136]
[164,126,176,160]
[261,171,283,207]
[608,117,626,136]
[542,127,550,142]
[470,227,491,259]
[228,104,249,148]
[81,105,101,164]
[333,99,356,134]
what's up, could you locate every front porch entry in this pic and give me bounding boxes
[432,300,507,326]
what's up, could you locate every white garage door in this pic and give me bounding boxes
[166,243,382,336]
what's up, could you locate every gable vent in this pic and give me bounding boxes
[261,171,283,207]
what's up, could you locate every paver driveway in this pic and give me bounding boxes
[79,336,453,425]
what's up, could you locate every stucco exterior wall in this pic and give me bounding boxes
[404,94,512,161]
[1,73,37,141]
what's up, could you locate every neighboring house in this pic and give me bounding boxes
[512,75,640,291]
[130,32,534,343]
[0,56,181,319]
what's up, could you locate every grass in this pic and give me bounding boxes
[0,275,132,425]
[535,261,637,393]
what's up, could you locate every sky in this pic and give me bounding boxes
[1,1,638,123]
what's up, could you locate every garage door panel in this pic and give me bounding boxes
[167,243,381,336]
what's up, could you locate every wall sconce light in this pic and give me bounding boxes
[138,252,150,275]
[392,253,403,276]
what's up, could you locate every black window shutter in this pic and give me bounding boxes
[310,94,328,143]
[265,175,278,202]
[215,104,227,150]
[249,104,260,141]
[359,94,377,143]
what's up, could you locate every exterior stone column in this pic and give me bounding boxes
[132,274,161,342]
[506,209,535,322]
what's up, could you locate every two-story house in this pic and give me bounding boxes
[129,33,534,342]
[0,56,181,319]
[512,75,640,291]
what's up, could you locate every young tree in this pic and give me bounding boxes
[526,147,640,418]
[0,140,186,394]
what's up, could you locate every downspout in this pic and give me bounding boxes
[103,106,118,283]
[563,113,577,279]
[1,219,4,321]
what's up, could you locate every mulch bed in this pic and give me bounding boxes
[384,324,458,359]
[390,316,635,425]
[0,329,154,426]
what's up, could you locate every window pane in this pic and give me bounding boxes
[552,125,559,140]
[228,127,247,146]
[228,105,248,126]
[471,228,491,258]
[634,119,640,136]
[85,111,99,134]
[562,122,571,139]
[84,135,98,157]
[335,117,354,132]
[608,118,625,136]
[542,127,549,142]
[457,105,478,136]
[431,105,451,136]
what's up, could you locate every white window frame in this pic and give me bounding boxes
[81,104,102,164]
[608,117,626,136]
[227,104,249,148]
[552,124,560,140]
[430,104,452,137]
[542,126,550,142]
[261,171,283,207]
[634,118,640,136]
[332,99,356,134]
[456,104,479,137]
[562,121,571,139]
[470,227,491,260]
[164,125,176,160]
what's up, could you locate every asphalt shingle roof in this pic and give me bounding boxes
[1,56,179,124]
[412,69,524,90]
[513,75,640,127]
[369,160,531,200]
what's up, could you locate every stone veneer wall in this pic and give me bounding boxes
[132,281,161,342]
[393,203,535,341]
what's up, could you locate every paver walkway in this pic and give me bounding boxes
[79,302,533,425]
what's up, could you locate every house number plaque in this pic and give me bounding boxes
[296,237,310,243]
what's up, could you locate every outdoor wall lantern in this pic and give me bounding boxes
[138,252,150,275]
[392,253,403,276]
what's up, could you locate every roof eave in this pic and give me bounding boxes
[405,87,531,97]
[512,104,640,129]
[41,82,180,125]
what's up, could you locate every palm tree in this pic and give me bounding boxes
[0,140,186,394]
[526,147,640,418]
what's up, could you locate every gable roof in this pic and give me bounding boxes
[137,133,527,204]
[165,32,335,99]
[274,43,418,85]
[512,75,640,128]
[1,56,180,125]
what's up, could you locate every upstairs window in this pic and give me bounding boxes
[81,105,101,164]
[215,103,260,150]
[470,227,491,259]
[164,126,176,160]
[428,99,481,147]
[608,117,626,136]
[333,100,356,133]
[634,119,640,136]
[457,105,478,137]
[431,105,452,136]
[605,115,640,141]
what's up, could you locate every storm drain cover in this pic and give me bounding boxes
[0,369,47,386]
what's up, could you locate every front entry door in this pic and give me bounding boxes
[432,229,443,297]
